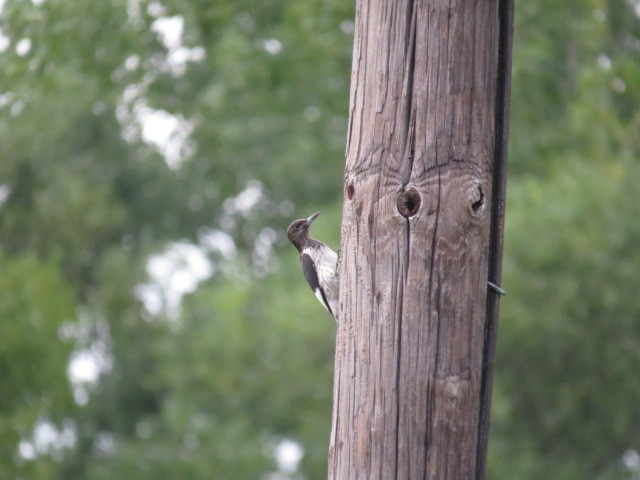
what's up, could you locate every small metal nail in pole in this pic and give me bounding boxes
[488,281,506,296]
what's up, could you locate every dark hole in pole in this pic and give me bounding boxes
[472,185,484,212]
[397,188,421,218]
[346,183,355,200]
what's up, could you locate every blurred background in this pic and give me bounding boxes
[0,0,639,479]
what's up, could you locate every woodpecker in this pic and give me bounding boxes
[287,212,339,321]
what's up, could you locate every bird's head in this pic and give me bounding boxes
[287,211,319,252]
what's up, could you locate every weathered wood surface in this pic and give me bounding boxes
[329,0,514,479]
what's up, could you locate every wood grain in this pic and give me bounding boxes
[329,0,514,478]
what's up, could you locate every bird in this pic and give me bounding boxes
[287,212,339,321]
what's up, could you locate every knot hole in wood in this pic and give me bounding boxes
[397,188,421,218]
[346,183,355,200]
[470,184,485,214]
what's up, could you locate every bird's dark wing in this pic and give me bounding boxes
[300,253,334,317]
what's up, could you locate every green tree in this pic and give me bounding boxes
[1,0,349,477]
[0,254,75,480]
[489,160,640,479]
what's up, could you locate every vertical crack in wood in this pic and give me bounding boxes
[331,366,342,477]
[475,0,514,478]
[377,317,385,480]
[394,271,404,480]
[394,212,412,479]
[401,0,418,188]
[395,3,417,471]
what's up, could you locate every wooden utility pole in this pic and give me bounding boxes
[329,0,514,479]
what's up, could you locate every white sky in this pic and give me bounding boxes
[275,438,304,474]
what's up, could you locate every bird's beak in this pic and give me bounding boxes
[305,211,320,226]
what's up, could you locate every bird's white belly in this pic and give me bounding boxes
[311,246,339,316]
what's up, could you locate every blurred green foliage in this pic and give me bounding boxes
[0,0,638,479]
